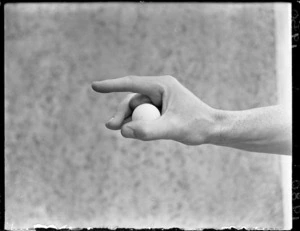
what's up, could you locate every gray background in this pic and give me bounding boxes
[5,3,284,229]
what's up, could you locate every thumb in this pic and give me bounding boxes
[121,118,169,141]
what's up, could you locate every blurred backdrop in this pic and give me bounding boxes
[5,3,288,229]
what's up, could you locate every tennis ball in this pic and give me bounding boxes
[132,103,161,121]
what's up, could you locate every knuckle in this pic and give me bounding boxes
[124,75,136,83]
[160,75,179,88]
[163,75,177,82]
[156,75,179,95]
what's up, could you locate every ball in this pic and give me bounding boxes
[132,103,161,121]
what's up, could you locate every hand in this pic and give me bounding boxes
[91,75,218,145]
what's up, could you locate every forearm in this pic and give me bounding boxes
[210,105,292,155]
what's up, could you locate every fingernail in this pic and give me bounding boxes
[106,117,114,125]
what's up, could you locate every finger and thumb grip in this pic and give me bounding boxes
[105,96,154,130]
[121,103,165,140]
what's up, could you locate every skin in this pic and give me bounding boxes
[91,75,292,155]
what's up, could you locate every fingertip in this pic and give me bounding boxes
[105,120,113,129]
[105,119,121,130]
[91,81,108,93]
[91,81,99,91]
[106,123,120,130]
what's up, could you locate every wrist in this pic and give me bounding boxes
[208,109,231,146]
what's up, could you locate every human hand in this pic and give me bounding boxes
[91,75,219,145]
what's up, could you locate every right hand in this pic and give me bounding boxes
[91,75,219,145]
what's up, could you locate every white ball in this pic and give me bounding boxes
[132,103,161,121]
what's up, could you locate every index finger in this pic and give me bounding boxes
[93,75,165,93]
[92,75,163,104]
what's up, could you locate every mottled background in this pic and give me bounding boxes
[4,3,287,229]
